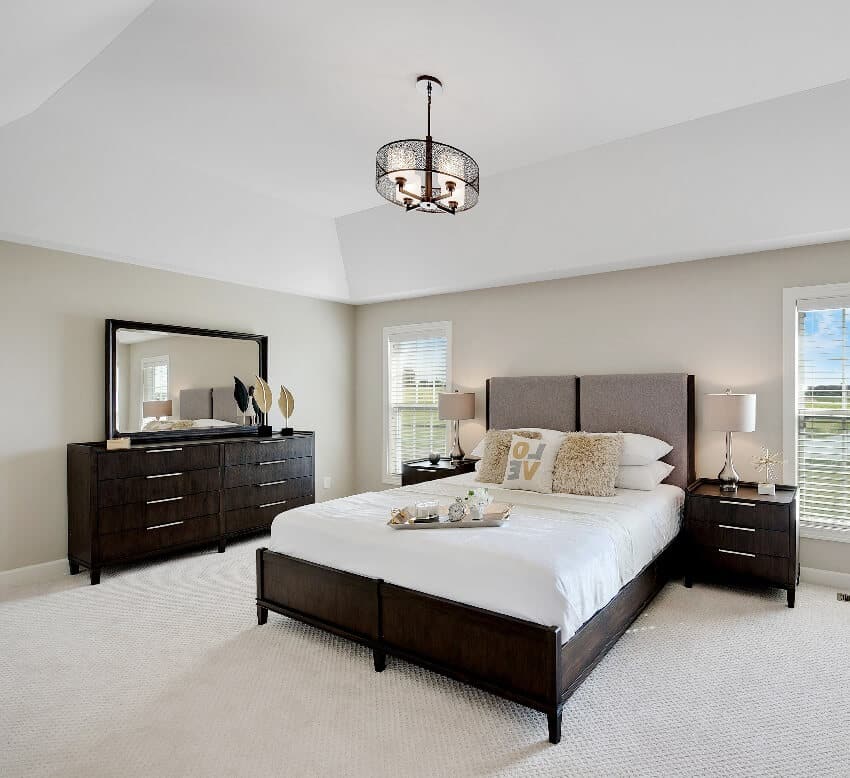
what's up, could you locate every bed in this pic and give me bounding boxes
[256,373,695,743]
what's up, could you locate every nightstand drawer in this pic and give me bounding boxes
[691,547,790,586]
[686,521,790,558]
[688,495,788,532]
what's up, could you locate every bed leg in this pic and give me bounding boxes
[373,648,386,672]
[547,710,562,744]
[257,604,268,625]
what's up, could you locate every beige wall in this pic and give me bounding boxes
[354,241,850,575]
[0,241,355,573]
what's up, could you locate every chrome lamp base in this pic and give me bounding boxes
[717,431,740,492]
[449,419,465,462]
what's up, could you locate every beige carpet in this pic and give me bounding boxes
[2,537,850,777]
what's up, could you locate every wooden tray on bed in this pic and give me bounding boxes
[389,516,509,529]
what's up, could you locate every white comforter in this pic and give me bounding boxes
[268,472,683,642]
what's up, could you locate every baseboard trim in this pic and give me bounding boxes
[800,566,850,590]
[0,558,68,588]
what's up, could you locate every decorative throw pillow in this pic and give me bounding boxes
[475,429,541,483]
[552,432,624,497]
[502,432,565,493]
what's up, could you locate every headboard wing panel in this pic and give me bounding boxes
[486,376,578,432]
[179,388,212,421]
[212,386,241,424]
[579,373,694,490]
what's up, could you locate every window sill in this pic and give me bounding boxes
[801,524,850,544]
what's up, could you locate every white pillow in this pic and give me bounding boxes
[619,433,673,466]
[470,427,565,459]
[615,461,675,491]
[502,432,565,493]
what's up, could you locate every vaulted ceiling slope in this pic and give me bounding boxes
[2,2,850,302]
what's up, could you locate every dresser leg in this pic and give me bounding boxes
[787,587,795,608]
[373,648,386,672]
[90,568,101,585]
[547,710,563,744]
[257,604,268,625]
[684,572,692,588]
[69,560,80,575]
[218,538,227,553]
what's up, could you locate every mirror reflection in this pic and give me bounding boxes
[115,329,261,433]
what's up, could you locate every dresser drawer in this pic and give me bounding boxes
[224,437,313,466]
[225,494,314,535]
[686,520,790,558]
[98,492,220,535]
[690,546,791,586]
[223,476,313,511]
[224,457,313,488]
[98,513,220,563]
[98,468,221,508]
[98,445,220,480]
[687,495,789,532]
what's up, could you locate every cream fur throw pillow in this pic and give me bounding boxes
[475,429,542,483]
[553,432,624,497]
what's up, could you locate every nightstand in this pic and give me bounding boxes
[401,458,478,487]
[684,479,799,607]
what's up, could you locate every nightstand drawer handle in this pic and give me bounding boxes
[415,468,434,473]
[259,479,288,487]
[146,496,183,505]
[146,521,184,531]
[718,524,756,532]
[718,548,756,558]
[146,472,182,479]
[718,500,755,507]
[146,448,183,453]
[259,499,288,509]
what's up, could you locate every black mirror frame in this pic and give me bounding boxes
[105,319,269,442]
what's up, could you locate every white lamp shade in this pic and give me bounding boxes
[438,391,475,421]
[704,392,756,432]
[143,399,173,418]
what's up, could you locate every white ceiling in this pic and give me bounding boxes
[2,1,850,302]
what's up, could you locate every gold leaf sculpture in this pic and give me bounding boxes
[278,385,295,428]
[253,375,273,415]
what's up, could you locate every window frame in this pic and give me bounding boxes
[783,281,850,543]
[382,321,453,485]
[140,354,170,425]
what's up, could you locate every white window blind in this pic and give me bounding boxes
[383,322,452,482]
[797,304,850,530]
[141,355,169,419]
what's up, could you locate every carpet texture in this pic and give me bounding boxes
[2,537,850,777]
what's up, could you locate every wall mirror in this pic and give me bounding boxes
[106,319,268,441]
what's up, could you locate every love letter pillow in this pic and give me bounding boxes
[501,432,565,493]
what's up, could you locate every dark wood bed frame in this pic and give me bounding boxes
[256,374,694,744]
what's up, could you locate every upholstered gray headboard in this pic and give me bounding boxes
[484,373,694,490]
[579,373,694,490]
[179,388,212,420]
[212,386,241,423]
[486,376,578,432]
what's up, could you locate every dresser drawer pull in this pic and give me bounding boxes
[717,524,756,532]
[259,440,281,444]
[259,499,288,509]
[146,448,183,453]
[146,496,184,505]
[259,479,288,487]
[718,500,755,507]
[145,472,183,480]
[258,459,289,466]
[146,520,184,531]
[718,548,756,558]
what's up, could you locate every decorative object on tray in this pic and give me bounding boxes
[438,391,476,462]
[704,388,757,491]
[428,451,441,465]
[448,496,467,522]
[252,375,274,436]
[278,384,295,435]
[753,446,784,496]
[388,500,512,529]
[463,488,492,520]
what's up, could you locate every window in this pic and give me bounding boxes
[382,322,452,484]
[784,283,850,539]
[141,355,169,423]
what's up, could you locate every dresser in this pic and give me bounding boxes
[684,479,799,607]
[401,458,478,486]
[68,432,314,584]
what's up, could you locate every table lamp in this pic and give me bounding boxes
[438,391,475,462]
[143,400,173,421]
[704,389,756,491]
